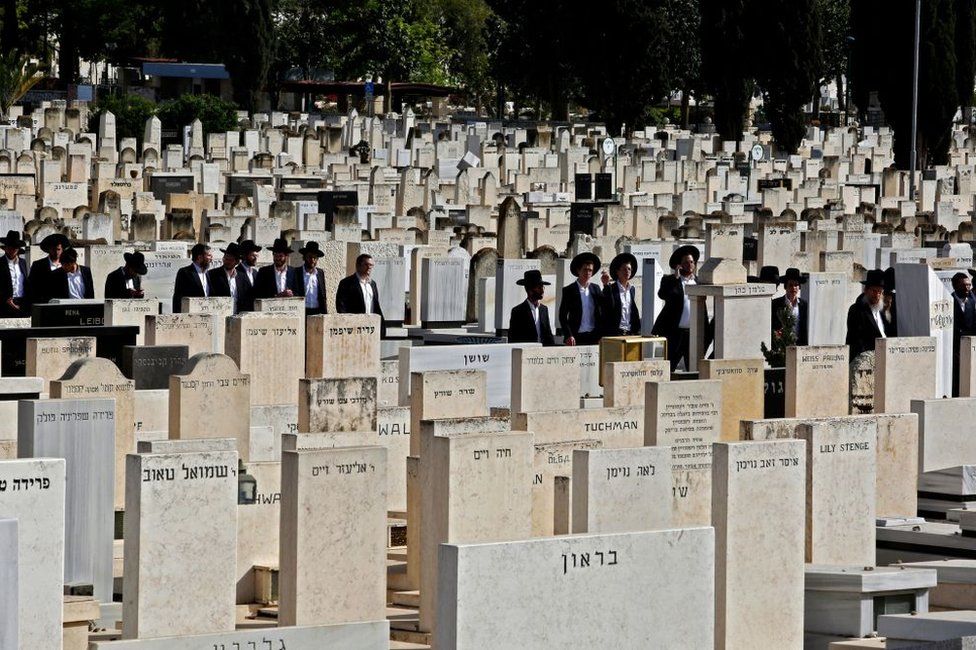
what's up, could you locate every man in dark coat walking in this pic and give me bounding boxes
[104,251,147,300]
[846,269,894,359]
[559,252,602,346]
[508,269,555,346]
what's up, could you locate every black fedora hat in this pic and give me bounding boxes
[668,244,700,270]
[570,252,601,277]
[39,233,70,252]
[748,265,780,284]
[778,267,807,285]
[861,268,886,289]
[239,239,262,254]
[298,241,325,258]
[219,242,243,259]
[609,253,639,279]
[124,251,148,275]
[0,229,25,248]
[884,267,896,295]
[516,269,550,287]
[270,237,292,254]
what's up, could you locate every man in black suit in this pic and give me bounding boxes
[235,240,262,312]
[846,269,894,359]
[26,232,69,305]
[172,243,212,313]
[289,241,327,315]
[104,251,147,300]
[771,267,809,346]
[207,243,249,313]
[0,230,28,317]
[508,269,555,346]
[336,253,386,335]
[952,271,976,395]
[254,237,295,300]
[48,248,94,300]
[602,252,641,335]
[651,245,701,372]
[559,252,603,346]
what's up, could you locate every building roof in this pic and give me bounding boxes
[141,62,230,80]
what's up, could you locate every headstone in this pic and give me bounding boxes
[146,314,214,358]
[122,345,189,390]
[712,440,806,650]
[122,450,237,639]
[25,336,95,392]
[226,313,303,407]
[644,379,722,525]
[279,446,386,626]
[90,621,390,649]
[699,358,764,441]
[0,458,64,650]
[306,313,381,379]
[571,446,672,533]
[875,336,938,413]
[802,272,847,345]
[785,345,849,417]
[409,369,488,455]
[298,377,378,433]
[435,527,715,648]
[169,353,251,460]
[0,517,15,649]
[603,359,669,408]
[912,398,976,473]
[895,263,954,397]
[511,347,581,412]
[105,299,160,346]
[797,419,877,564]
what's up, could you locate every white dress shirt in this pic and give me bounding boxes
[7,257,22,298]
[275,266,289,294]
[358,274,374,312]
[872,307,887,339]
[66,269,85,299]
[679,274,696,329]
[241,263,256,286]
[226,270,238,300]
[304,267,319,308]
[617,282,631,332]
[48,258,60,271]
[528,299,542,341]
[578,281,595,333]
[193,263,209,296]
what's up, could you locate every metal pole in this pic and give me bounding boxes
[909,0,921,201]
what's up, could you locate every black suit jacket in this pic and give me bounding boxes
[253,264,292,301]
[236,263,258,312]
[27,257,57,304]
[602,282,641,335]
[508,300,555,346]
[48,266,95,300]
[651,275,686,339]
[0,256,28,315]
[172,264,208,313]
[104,267,142,300]
[771,295,809,346]
[559,282,603,338]
[335,273,384,316]
[289,266,328,311]
[207,267,249,312]
[846,295,894,358]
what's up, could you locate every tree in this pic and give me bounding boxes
[0,50,41,122]
[700,0,754,142]
[816,0,850,112]
[955,0,976,108]
[664,0,702,128]
[755,0,822,153]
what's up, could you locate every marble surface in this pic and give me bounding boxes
[306,313,381,379]
[511,347,581,413]
[90,621,390,649]
[572,446,671,534]
[409,369,488,455]
[0,518,17,649]
[298,377,378,433]
[226,313,303,407]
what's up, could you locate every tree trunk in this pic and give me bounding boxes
[2,0,19,52]
[836,71,846,113]
[58,6,79,85]
[680,87,690,128]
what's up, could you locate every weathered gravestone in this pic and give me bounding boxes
[169,353,251,460]
[785,345,849,417]
[298,377,377,433]
[146,313,214,358]
[227,313,303,407]
[875,337,938,413]
[105,299,160,345]
[603,359,669,408]
[25,335,95,392]
[511,347,581,413]
[122,345,189,390]
[699,358,764,442]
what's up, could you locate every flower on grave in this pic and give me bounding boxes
[761,305,798,368]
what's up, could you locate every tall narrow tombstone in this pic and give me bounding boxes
[644,379,722,525]
[235,461,280,604]
[279,446,387,626]
[571,446,672,533]
[895,263,953,397]
[797,419,877,564]
[961,336,976,397]
[226,313,303,407]
[50,357,135,510]
[802,272,848,345]
[298,377,377,432]
[306,313,381,379]
[0,517,16,649]
[18,398,114,602]
[181,296,235,353]
[912,397,976,473]
[875,336,938,413]
[168,353,251,460]
[712,439,806,650]
[435,528,715,649]
[409,369,488,455]
[511,347,581,412]
[419,429,533,633]
[0,459,65,650]
[25,336,95,392]
[699,358,764,441]
[603,359,669,408]
[785,345,849,417]
[532,439,602,537]
[122,450,238,639]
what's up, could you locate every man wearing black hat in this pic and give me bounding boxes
[172,243,212,313]
[49,248,94,300]
[254,237,295,300]
[509,269,555,346]
[846,269,894,358]
[601,252,641,338]
[0,230,28,317]
[208,243,249,313]
[289,241,328,315]
[26,232,69,305]
[951,271,976,395]
[235,240,262,312]
[104,251,147,299]
[559,252,603,346]
[771,268,808,346]
[652,245,699,371]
